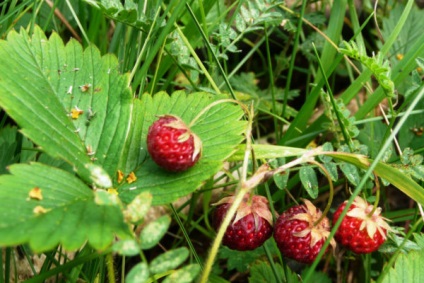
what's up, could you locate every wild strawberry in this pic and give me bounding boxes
[333,196,391,254]
[274,200,336,264]
[147,115,202,172]
[212,195,273,251]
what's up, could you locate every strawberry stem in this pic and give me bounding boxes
[188,99,249,128]
[310,160,334,226]
[200,104,253,283]
[200,186,249,283]
[368,174,381,217]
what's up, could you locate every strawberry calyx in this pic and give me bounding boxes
[290,199,336,250]
[345,196,392,241]
[213,194,274,228]
[159,114,202,162]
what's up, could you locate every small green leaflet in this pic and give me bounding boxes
[140,215,171,250]
[149,247,190,275]
[299,166,319,199]
[126,262,150,283]
[162,264,201,283]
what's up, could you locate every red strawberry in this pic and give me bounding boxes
[212,195,273,251]
[274,200,336,264]
[147,115,202,172]
[333,196,391,254]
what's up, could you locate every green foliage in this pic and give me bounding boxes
[139,215,171,250]
[248,262,292,283]
[381,2,424,71]
[380,232,422,254]
[392,148,424,182]
[212,0,284,60]
[119,91,246,205]
[167,30,200,83]
[126,263,149,283]
[340,40,395,98]
[3,1,424,282]
[218,246,266,273]
[0,26,131,186]
[149,247,190,274]
[270,158,290,189]
[299,165,319,199]
[320,89,359,145]
[84,0,163,30]
[0,162,131,252]
[230,72,299,119]
[381,250,424,283]
[0,126,19,173]
[162,264,201,283]
[0,26,247,254]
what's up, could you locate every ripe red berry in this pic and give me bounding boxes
[212,195,273,251]
[333,196,391,254]
[274,200,336,264]
[147,115,202,172]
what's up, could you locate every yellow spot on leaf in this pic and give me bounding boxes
[117,170,124,183]
[107,188,119,195]
[33,206,49,214]
[29,187,43,200]
[396,53,404,60]
[126,172,137,184]
[71,107,84,119]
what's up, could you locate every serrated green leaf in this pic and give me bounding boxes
[218,245,266,273]
[0,28,90,182]
[299,166,319,199]
[300,267,331,283]
[149,247,190,275]
[140,215,171,250]
[112,239,140,256]
[379,233,421,254]
[413,233,424,249]
[381,250,424,283]
[0,26,132,186]
[126,262,149,283]
[207,274,231,283]
[162,264,201,283]
[0,163,131,252]
[119,92,246,205]
[248,261,298,283]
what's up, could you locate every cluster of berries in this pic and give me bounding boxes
[213,195,391,264]
[146,115,391,263]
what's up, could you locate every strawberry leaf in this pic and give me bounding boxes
[381,249,424,283]
[0,26,132,186]
[0,163,131,252]
[119,91,246,205]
